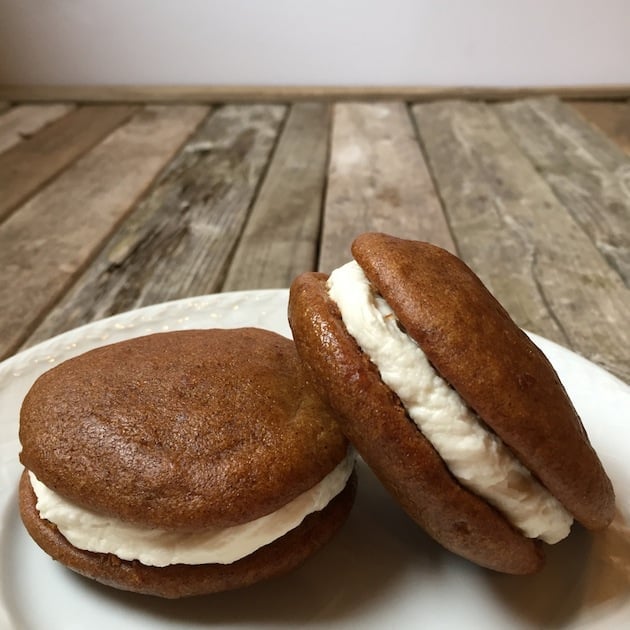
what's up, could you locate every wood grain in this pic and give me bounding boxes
[0,105,209,358]
[25,104,285,347]
[319,101,454,273]
[497,97,630,287]
[0,105,137,223]
[570,100,630,154]
[222,102,329,290]
[0,103,75,154]
[413,100,630,382]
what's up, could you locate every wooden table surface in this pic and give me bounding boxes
[1,96,629,383]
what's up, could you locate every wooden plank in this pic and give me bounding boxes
[319,102,454,273]
[0,103,75,154]
[570,100,630,154]
[496,97,630,287]
[412,100,630,382]
[1,84,630,104]
[0,105,137,223]
[24,104,285,348]
[222,102,329,290]
[0,105,209,358]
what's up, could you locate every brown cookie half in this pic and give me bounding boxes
[288,233,615,574]
[19,328,355,595]
[20,469,357,598]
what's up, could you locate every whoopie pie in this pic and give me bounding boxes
[288,232,614,574]
[19,328,356,597]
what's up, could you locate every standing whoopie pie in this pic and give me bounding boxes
[288,232,615,575]
[19,328,356,598]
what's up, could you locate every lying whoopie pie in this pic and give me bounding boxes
[19,328,356,598]
[288,232,615,575]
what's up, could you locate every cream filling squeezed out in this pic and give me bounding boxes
[328,260,572,544]
[29,451,354,567]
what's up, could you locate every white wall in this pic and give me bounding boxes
[0,0,629,86]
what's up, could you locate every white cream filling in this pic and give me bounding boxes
[328,260,573,544]
[28,451,354,567]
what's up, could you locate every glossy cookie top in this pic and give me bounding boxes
[20,328,348,530]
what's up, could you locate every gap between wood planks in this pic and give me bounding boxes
[412,98,630,382]
[23,104,286,349]
[319,101,454,273]
[222,102,329,291]
[0,103,75,155]
[0,105,138,223]
[1,105,209,359]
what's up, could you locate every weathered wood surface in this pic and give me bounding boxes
[496,97,630,288]
[319,102,454,273]
[1,98,627,383]
[0,105,137,222]
[222,102,329,290]
[571,100,630,155]
[0,103,75,154]
[25,104,285,346]
[1,105,209,358]
[413,100,630,382]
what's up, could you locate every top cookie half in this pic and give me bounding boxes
[19,328,349,531]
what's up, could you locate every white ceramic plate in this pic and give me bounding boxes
[1,290,629,630]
